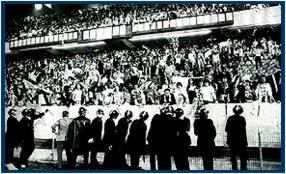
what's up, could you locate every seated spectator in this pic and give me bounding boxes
[159,88,176,105]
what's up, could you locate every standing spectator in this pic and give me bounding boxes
[66,107,92,168]
[126,111,149,169]
[51,111,72,169]
[5,108,21,170]
[225,105,248,170]
[103,110,119,169]
[173,108,191,170]
[89,109,104,168]
[253,45,263,70]
[194,108,216,170]
[255,76,275,102]
[19,108,45,169]
[174,82,188,105]
[72,83,84,105]
[186,78,197,104]
[200,80,217,104]
[217,76,230,103]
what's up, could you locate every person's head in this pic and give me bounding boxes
[114,85,120,92]
[199,108,209,119]
[62,111,69,118]
[222,76,228,83]
[233,105,243,115]
[261,76,266,83]
[203,80,210,86]
[79,107,87,117]
[176,82,183,88]
[96,109,104,118]
[134,84,138,89]
[8,108,17,117]
[165,105,174,116]
[109,110,119,119]
[139,111,149,121]
[124,110,133,119]
[75,83,81,90]
[164,88,171,95]
[175,108,184,118]
[21,108,28,117]
[188,78,193,85]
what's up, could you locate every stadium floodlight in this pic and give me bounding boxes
[34,4,43,10]
[44,4,52,9]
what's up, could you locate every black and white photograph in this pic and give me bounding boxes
[2,2,284,172]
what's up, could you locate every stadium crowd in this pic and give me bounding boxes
[6,4,274,41]
[6,30,281,107]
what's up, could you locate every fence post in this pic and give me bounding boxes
[257,104,264,169]
[51,137,55,161]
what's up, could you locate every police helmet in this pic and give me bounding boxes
[165,106,174,115]
[21,109,28,116]
[233,105,243,115]
[175,108,184,117]
[110,110,119,119]
[79,107,87,116]
[125,110,133,119]
[139,111,149,120]
[96,109,104,115]
[199,108,209,118]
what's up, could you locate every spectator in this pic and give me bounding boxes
[200,80,217,104]
[255,76,275,102]
[159,88,176,105]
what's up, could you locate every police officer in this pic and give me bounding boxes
[173,108,191,170]
[89,109,104,168]
[19,108,44,169]
[103,110,119,169]
[114,110,133,168]
[5,108,21,170]
[147,107,165,170]
[156,106,176,170]
[127,111,149,169]
[66,107,92,168]
[194,108,216,170]
[225,105,248,170]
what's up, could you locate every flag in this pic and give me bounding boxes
[23,79,38,89]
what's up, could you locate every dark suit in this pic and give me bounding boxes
[156,113,176,170]
[147,114,161,170]
[66,116,92,167]
[19,114,42,166]
[225,115,248,170]
[174,117,191,170]
[114,117,131,168]
[159,94,176,105]
[6,116,21,163]
[194,118,216,170]
[90,117,103,167]
[127,119,147,169]
[103,118,116,169]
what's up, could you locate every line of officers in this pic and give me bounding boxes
[6,105,248,170]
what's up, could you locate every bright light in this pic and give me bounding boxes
[34,4,43,10]
[44,4,52,9]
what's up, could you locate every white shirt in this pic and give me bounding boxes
[200,86,216,102]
